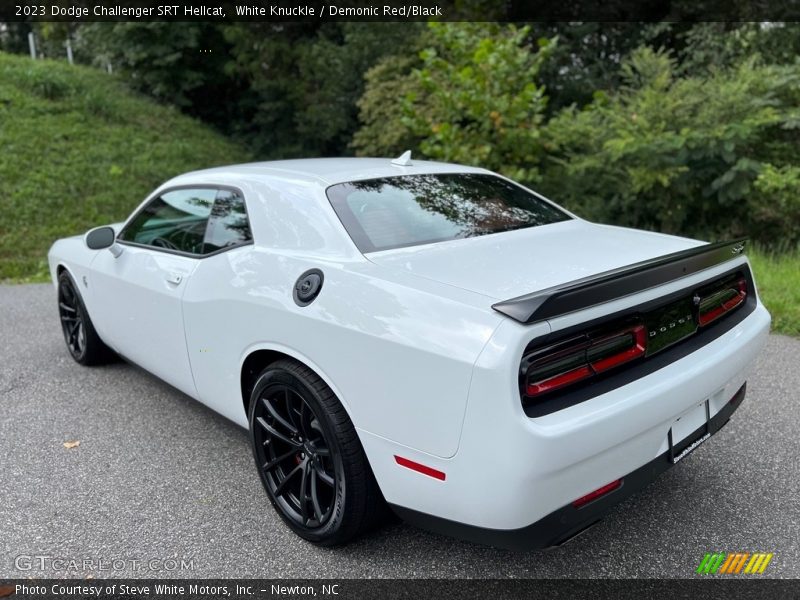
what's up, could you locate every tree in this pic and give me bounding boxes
[224,22,422,158]
[541,47,800,245]
[73,23,245,131]
[353,23,555,182]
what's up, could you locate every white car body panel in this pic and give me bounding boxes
[90,245,199,397]
[367,219,705,299]
[48,157,771,547]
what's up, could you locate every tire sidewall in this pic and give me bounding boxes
[248,366,348,543]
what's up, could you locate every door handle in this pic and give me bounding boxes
[166,273,183,285]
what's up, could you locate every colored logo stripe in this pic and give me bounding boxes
[697,553,726,574]
[697,552,773,574]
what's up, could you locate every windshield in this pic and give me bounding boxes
[326,173,571,252]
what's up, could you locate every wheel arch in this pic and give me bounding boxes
[55,262,74,282]
[239,344,355,425]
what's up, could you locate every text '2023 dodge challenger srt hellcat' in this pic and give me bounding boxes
[48,154,770,550]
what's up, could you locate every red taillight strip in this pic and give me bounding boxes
[698,278,747,327]
[572,479,623,508]
[589,324,647,373]
[526,365,593,397]
[394,455,446,481]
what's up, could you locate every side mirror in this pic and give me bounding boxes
[84,226,123,257]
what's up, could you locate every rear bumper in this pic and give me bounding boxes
[362,290,769,543]
[391,383,747,551]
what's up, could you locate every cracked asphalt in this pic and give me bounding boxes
[1,283,798,579]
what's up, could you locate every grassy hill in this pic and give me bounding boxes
[0,52,252,281]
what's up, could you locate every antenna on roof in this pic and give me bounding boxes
[391,150,412,167]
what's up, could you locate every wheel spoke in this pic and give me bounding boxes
[314,463,335,487]
[59,302,76,313]
[60,315,78,322]
[284,389,300,430]
[314,447,330,457]
[262,449,296,471]
[298,395,311,438]
[262,395,297,435]
[311,468,324,522]
[274,463,303,498]
[299,460,310,524]
[257,417,300,447]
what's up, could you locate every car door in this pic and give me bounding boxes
[89,187,217,398]
[181,188,255,422]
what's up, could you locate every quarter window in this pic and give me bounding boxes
[203,190,252,253]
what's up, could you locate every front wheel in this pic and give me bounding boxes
[57,270,115,365]
[248,359,384,546]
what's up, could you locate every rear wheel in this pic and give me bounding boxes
[248,359,384,545]
[57,271,114,365]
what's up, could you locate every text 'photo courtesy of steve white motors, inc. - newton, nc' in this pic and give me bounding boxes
[23,3,444,19]
[12,582,339,598]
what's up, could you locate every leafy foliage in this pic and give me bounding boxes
[354,23,553,182]
[0,52,251,280]
[351,54,423,157]
[222,22,422,158]
[71,23,245,131]
[408,24,553,182]
[540,48,800,245]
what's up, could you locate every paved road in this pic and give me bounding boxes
[1,283,798,579]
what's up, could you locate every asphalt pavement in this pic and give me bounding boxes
[1,283,798,578]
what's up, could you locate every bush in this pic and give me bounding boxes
[353,23,555,182]
[540,48,800,246]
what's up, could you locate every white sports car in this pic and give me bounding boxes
[48,155,770,549]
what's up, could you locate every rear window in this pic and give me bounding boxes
[326,173,571,252]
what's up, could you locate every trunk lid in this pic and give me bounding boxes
[366,219,704,300]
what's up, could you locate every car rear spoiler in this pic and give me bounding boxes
[491,238,748,324]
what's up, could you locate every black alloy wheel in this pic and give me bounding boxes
[58,275,86,360]
[56,271,115,366]
[253,383,338,528]
[248,359,385,545]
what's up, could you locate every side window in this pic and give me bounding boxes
[203,189,253,253]
[120,188,215,255]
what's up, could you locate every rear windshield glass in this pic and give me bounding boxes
[326,173,571,252]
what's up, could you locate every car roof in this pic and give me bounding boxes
[168,157,491,187]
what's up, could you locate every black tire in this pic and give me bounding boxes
[57,270,115,366]
[248,359,385,546]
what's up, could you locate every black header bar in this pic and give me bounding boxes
[1,578,798,600]
[3,0,800,22]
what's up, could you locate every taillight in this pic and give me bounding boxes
[697,277,747,327]
[523,322,647,398]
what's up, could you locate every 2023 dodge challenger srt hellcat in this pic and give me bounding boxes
[48,155,770,549]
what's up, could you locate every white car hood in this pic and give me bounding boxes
[366,219,704,301]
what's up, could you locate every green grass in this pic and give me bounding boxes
[0,52,252,281]
[748,248,800,337]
